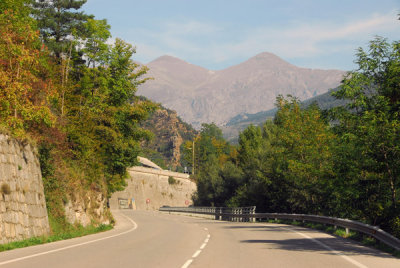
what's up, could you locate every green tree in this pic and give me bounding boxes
[0,1,56,136]
[330,37,400,234]
[66,38,156,194]
[31,0,93,59]
[82,18,111,68]
[192,123,233,206]
[274,96,336,214]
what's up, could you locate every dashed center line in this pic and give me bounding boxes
[192,250,202,258]
[181,259,193,268]
[181,232,211,268]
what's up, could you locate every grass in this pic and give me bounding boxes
[0,222,112,252]
[262,218,400,258]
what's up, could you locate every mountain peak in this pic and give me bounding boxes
[247,52,293,67]
[150,55,189,65]
[138,53,345,128]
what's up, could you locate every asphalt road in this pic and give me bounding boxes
[0,210,399,268]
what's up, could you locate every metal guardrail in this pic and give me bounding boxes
[159,207,400,251]
[159,206,256,222]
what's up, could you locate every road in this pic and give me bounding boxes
[0,210,399,268]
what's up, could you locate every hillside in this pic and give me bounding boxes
[141,105,198,171]
[138,53,345,128]
[222,87,346,142]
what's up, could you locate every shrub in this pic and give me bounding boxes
[1,183,11,195]
[168,176,177,185]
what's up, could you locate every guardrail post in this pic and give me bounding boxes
[346,228,349,235]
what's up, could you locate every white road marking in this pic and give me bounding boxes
[279,226,368,268]
[181,231,210,268]
[192,250,202,258]
[181,259,193,268]
[0,213,138,267]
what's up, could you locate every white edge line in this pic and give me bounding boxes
[0,213,138,267]
[279,226,368,268]
[200,243,207,249]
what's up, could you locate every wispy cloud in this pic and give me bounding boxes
[131,10,399,69]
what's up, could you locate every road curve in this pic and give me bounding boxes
[0,210,399,268]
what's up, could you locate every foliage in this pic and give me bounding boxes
[31,0,94,59]
[330,37,400,231]
[191,36,400,238]
[168,176,177,185]
[0,4,56,136]
[0,0,157,235]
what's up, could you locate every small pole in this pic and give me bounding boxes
[192,140,195,175]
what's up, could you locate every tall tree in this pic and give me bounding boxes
[274,96,336,213]
[31,0,93,59]
[0,0,56,136]
[331,37,400,233]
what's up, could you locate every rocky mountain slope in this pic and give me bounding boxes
[138,53,346,128]
[141,105,197,171]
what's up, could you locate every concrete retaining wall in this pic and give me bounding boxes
[0,134,50,244]
[110,167,196,210]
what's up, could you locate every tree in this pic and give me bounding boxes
[31,0,93,59]
[274,96,336,213]
[0,1,56,136]
[330,37,400,234]
[66,38,156,194]
[82,18,111,68]
[191,123,233,206]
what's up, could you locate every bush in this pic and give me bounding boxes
[168,176,177,185]
[1,183,11,195]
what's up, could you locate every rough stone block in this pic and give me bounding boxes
[4,223,11,237]
[0,202,5,213]
[0,134,51,243]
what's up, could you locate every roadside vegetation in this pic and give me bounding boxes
[0,223,112,252]
[186,37,400,239]
[0,0,155,235]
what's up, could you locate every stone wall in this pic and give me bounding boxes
[110,167,196,210]
[64,190,110,227]
[0,134,50,244]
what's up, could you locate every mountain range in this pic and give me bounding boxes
[137,52,346,129]
[221,87,348,142]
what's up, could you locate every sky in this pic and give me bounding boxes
[83,0,400,71]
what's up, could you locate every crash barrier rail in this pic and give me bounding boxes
[159,207,400,251]
[159,206,256,222]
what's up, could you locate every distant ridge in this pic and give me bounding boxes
[222,87,347,143]
[138,53,345,129]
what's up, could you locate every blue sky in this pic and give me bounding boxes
[83,0,400,71]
